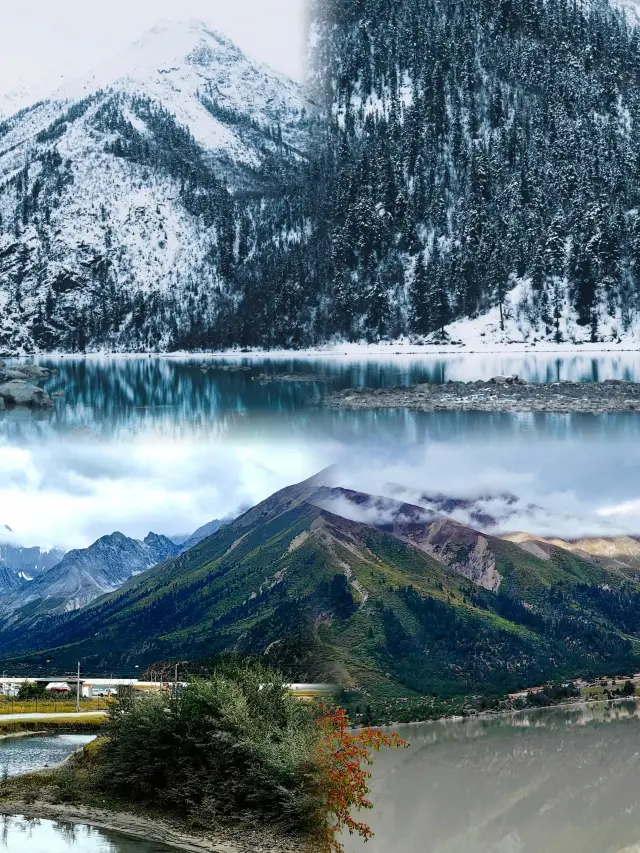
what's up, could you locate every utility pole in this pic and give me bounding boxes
[76,662,81,712]
[174,663,178,700]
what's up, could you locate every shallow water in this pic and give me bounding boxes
[0,814,174,852]
[0,734,95,777]
[342,701,640,853]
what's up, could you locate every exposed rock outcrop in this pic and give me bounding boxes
[0,380,53,408]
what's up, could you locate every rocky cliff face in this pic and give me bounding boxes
[311,486,504,590]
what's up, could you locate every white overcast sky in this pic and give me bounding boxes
[0,0,306,95]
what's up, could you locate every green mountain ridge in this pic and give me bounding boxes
[2,476,640,703]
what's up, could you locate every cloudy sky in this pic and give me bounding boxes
[3,428,640,551]
[0,435,338,550]
[0,0,305,99]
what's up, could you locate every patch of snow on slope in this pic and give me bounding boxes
[439,279,640,347]
[611,0,640,26]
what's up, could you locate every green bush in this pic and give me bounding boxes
[17,681,46,700]
[95,661,319,831]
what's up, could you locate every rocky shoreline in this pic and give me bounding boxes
[0,361,56,409]
[325,376,640,414]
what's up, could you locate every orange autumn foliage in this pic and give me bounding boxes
[311,704,408,853]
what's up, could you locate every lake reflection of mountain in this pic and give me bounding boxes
[4,355,640,443]
[346,702,640,853]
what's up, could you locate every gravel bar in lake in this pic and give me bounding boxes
[325,377,640,413]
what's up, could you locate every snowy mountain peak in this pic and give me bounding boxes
[54,18,245,97]
[49,18,309,155]
[0,18,314,353]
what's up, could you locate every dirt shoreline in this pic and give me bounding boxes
[0,801,303,852]
[326,378,640,413]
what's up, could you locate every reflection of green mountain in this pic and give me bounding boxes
[3,476,640,698]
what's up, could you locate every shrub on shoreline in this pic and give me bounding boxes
[93,662,319,833]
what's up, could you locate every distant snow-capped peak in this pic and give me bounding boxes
[48,18,309,153]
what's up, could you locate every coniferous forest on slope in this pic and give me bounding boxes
[302,0,640,344]
[4,0,640,349]
[131,0,640,348]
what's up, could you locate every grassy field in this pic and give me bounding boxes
[0,717,107,735]
[0,698,109,715]
[582,680,640,700]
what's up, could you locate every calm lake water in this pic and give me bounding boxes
[0,734,95,777]
[343,701,640,853]
[0,814,174,852]
[3,353,640,442]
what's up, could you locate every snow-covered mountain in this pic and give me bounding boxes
[282,0,640,349]
[51,19,309,161]
[0,531,180,615]
[0,82,41,122]
[0,19,313,353]
[0,524,65,582]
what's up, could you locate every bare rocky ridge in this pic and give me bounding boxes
[504,531,640,575]
[326,377,640,414]
[310,486,504,590]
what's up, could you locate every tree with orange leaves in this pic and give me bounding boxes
[310,703,408,853]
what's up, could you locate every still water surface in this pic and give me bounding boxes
[4,353,640,442]
[0,814,174,852]
[0,737,173,851]
[0,734,95,777]
[343,701,640,853]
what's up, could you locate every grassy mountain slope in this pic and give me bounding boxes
[2,478,640,701]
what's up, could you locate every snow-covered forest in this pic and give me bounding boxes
[3,4,640,351]
[299,0,640,346]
